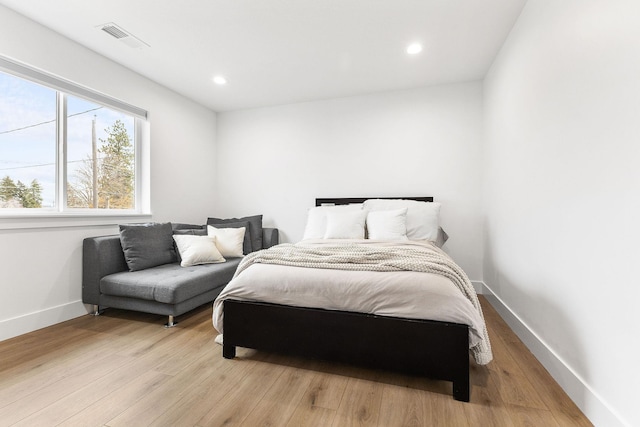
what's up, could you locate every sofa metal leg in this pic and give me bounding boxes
[165,315,177,328]
[91,305,101,316]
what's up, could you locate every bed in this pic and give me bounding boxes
[212,197,492,402]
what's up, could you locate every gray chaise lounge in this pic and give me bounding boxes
[82,227,279,326]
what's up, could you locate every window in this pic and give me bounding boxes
[66,96,136,209]
[0,56,148,214]
[0,73,56,209]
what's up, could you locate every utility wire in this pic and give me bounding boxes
[0,157,107,172]
[0,106,104,135]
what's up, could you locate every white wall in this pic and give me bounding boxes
[216,82,484,280]
[0,6,218,341]
[483,1,640,426]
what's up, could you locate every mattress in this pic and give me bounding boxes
[213,239,486,348]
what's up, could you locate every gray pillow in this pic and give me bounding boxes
[119,222,177,271]
[205,220,252,255]
[172,223,206,231]
[172,228,207,236]
[207,215,263,252]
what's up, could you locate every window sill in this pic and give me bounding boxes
[0,212,153,230]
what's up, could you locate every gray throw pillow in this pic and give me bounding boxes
[173,228,207,236]
[119,222,177,271]
[172,223,206,231]
[207,215,263,252]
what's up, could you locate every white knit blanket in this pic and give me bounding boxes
[234,242,493,365]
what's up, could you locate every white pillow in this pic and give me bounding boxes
[302,204,364,239]
[366,208,409,241]
[363,199,441,241]
[324,210,368,239]
[172,235,226,267]
[207,225,245,258]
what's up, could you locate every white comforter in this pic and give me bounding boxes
[213,239,492,364]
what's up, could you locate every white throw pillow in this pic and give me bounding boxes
[324,210,368,239]
[302,204,364,240]
[363,199,441,241]
[172,235,226,267]
[366,208,409,241]
[207,225,246,257]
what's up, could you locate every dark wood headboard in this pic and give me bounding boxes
[315,197,433,206]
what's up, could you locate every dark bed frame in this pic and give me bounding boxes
[222,197,471,401]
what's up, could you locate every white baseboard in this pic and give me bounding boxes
[480,282,629,427]
[0,300,89,342]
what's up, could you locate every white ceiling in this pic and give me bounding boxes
[0,0,526,112]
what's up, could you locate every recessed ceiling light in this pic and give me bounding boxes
[406,43,423,55]
[213,76,227,85]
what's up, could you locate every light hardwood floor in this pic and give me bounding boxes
[0,297,592,426]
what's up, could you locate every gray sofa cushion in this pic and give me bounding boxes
[173,228,207,236]
[207,215,263,252]
[119,223,177,272]
[100,258,242,304]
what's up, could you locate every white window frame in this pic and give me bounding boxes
[0,56,151,228]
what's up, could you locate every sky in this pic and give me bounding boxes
[0,70,134,208]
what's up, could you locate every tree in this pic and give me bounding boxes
[67,166,94,208]
[0,176,42,208]
[21,179,43,208]
[68,119,134,209]
[98,120,134,209]
[0,176,18,202]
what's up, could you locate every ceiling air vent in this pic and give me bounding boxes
[97,22,149,49]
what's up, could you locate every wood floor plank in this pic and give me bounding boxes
[480,296,521,344]
[151,331,217,376]
[486,329,548,410]
[0,318,123,381]
[463,366,517,427]
[241,366,315,426]
[299,368,349,411]
[113,321,183,358]
[105,350,224,427]
[331,376,384,427]
[282,361,348,427]
[0,323,88,368]
[143,343,268,427]
[0,297,593,427]
[422,388,471,427]
[57,370,172,427]
[508,405,562,427]
[10,326,212,427]
[286,404,337,427]
[504,338,592,426]
[0,311,164,401]
[14,368,171,427]
[0,353,132,427]
[194,355,287,426]
[377,382,426,427]
[0,338,118,409]
[144,356,239,427]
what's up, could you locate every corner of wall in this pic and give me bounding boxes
[480,281,629,427]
